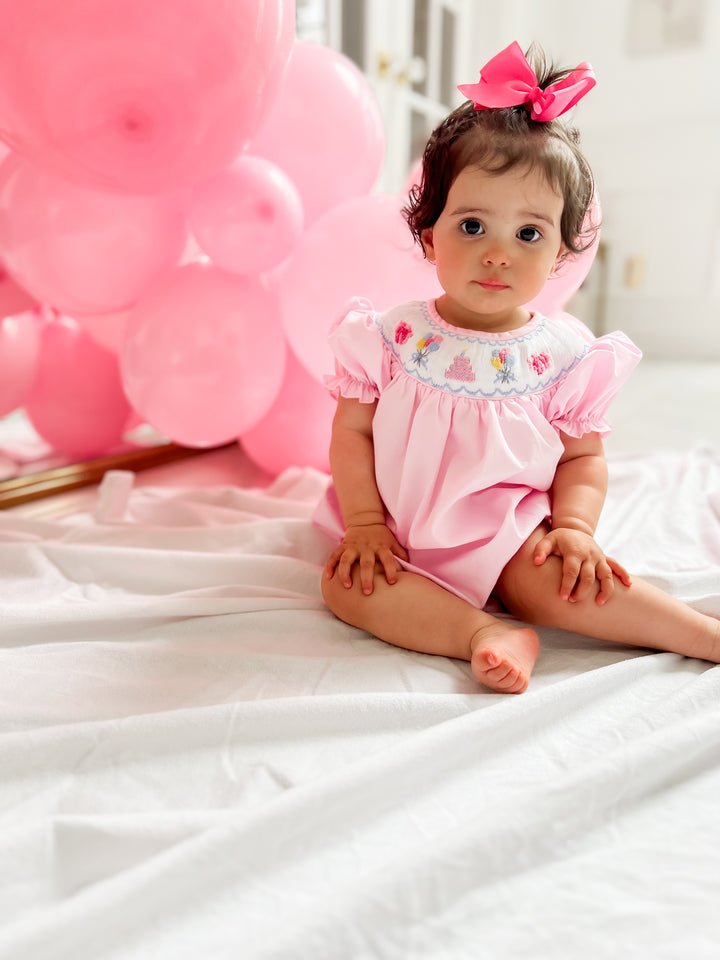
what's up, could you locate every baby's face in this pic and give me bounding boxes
[420,164,564,332]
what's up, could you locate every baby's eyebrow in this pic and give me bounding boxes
[449,205,557,227]
[520,210,557,227]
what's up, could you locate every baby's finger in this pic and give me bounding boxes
[595,561,616,606]
[379,548,402,585]
[533,535,554,566]
[336,549,358,588]
[324,546,345,580]
[569,558,597,603]
[607,557,633,588]
[392,541,410,563]
[358,552,377,595]
[559,556,581,600]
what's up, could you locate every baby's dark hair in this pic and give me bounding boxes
[403,43,597,260]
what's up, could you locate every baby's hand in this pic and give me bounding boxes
[533,527,632,605]
[324,523,409,596]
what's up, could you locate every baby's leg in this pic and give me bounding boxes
[496,524,720,661]
[322,565,539,693]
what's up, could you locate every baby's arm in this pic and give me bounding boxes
[324,397,408,595]
[534,431,632,605]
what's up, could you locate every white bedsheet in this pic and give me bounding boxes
[1,448,720,959]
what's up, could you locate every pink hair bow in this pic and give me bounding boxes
[457,41,596,121]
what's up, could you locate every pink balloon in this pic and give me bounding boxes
[75,309,132,355]
[0,0,295,193]
[0,269,36,316]
[240,348,335,474]
[250,40,385,225]
[24,314,132,458]
[526,194,601,316]
[0,155,187,315]
[403,159,423,197]
[122,263,286,447]
[190,155,303,275]
[278,193,442,382]
[0,309,41,416]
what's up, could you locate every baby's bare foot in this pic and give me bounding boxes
[470,623,540,694]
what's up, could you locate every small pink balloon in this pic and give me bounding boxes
[278,193,442,382]
[0,0,295,193]
[24,314,132,458]
[250,40,385,225]
[122,263,286,447]
[0,155,187,315]
[526,194,601,316]
[190,155,303,275]
[240,347,335,474]
[0,309,41,416]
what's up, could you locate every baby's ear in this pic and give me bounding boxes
[553,244,568,271]
[420,227,435,261]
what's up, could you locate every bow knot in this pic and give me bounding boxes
[457,41,596,122]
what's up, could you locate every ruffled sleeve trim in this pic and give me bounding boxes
[323,297,390,403]
[544,332,642,438]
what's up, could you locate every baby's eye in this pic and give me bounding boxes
[518,226,542,242]
[460,219,483,236]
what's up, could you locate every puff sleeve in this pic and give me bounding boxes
[323,298,392,403]
[544,332,642,438]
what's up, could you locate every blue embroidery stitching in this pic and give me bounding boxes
[374,304,589,399]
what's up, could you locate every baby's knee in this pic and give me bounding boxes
[495,550,565,624]
[321,571,363,624]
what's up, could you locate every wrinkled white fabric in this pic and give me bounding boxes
[1,449,719,959]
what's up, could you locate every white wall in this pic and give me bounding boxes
[466,0,720,359]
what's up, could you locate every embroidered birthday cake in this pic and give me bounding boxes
[446,352,475,382]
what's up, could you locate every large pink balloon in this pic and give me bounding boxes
[190,155,303,275]
[75,309,132,355]
[526,195,601,316]
[24,315,132,458]
[0,309,41,416]
[0,269,36,316]
[0,0,295,193]
[278,193,442,382]
[122,263,287,447]
[250,40,385,225]
[240,348,335,475]
[0,155,187,315]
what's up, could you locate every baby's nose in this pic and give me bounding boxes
[482,243,510,266]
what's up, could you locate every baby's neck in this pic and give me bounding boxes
[433,298,532,334]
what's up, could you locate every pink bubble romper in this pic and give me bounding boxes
[314,298,641,609]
